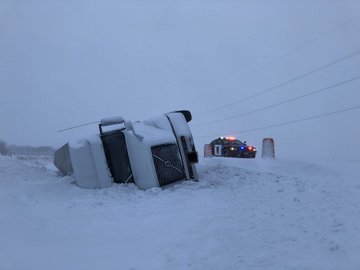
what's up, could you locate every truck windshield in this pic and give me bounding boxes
[101,130,134,184]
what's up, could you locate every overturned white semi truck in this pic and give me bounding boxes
[54,110,198,189]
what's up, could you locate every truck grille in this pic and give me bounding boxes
[151,144,185,187]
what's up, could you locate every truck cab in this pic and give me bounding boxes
[54,110,198,189]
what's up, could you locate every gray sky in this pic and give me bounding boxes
[1,0,359,160]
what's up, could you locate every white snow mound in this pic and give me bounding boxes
[0,155,359,270]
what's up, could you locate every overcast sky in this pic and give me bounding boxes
[1,0,359,160]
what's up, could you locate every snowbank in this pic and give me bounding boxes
[0,155,359,269]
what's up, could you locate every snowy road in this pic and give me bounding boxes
[0,155,359,270]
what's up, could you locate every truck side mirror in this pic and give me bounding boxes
[100,116,124,126]
[99,116,125,135]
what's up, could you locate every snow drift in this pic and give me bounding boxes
[1,155,360,270]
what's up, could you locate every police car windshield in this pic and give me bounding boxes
[210,138,246,145]
[225,140,243,145]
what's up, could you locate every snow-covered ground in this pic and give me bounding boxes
[1,155,359,270]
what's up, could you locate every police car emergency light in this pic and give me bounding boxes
[54,110,198,189]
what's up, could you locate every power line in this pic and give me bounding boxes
[194,105,360,138]
[194,16,360,118]
[193,75,360,127]
[244,15,360,75]
[194,48,360,117]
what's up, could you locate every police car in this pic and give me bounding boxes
[204,137,257,158]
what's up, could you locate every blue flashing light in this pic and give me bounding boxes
[240,146,245,150]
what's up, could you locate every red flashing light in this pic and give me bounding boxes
[226,136,236,141]
[248,146,253,151]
